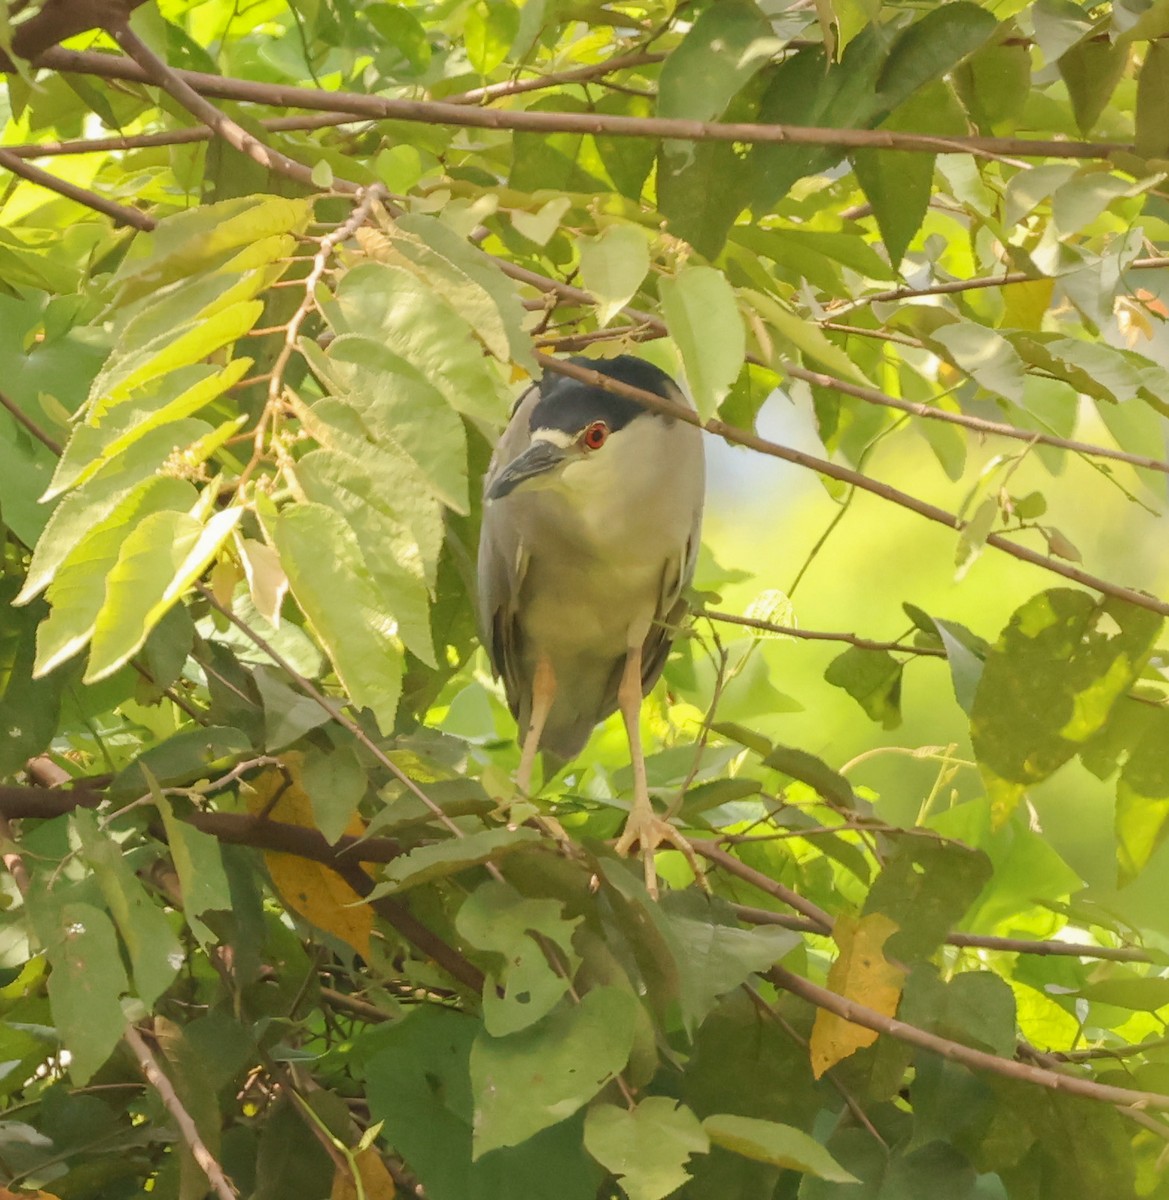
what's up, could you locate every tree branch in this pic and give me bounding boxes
[0,146,154,229]
[3,0,146,66]
[123,1025,239,1200]
[29,48,1132,160]
[534,354,1169,618]
[768,964,1169,1112]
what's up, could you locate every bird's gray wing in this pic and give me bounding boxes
[640,503,703,694]
[476,383,541,718]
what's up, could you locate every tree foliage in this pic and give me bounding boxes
[2,0,1169,1197]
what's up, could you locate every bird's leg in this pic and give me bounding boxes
[517,655,556,795]
[612,641,708,900]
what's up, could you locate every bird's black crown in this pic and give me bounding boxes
[529,355,679,436]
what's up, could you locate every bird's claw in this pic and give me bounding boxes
[614,807,709,901]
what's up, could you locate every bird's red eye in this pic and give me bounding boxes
[582,421,609,450]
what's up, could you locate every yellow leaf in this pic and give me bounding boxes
[809,912,906,1079]
[331,1146,397,1200]
[246,755,373,958]
[1001,278,1054,331]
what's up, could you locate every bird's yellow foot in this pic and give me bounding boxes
[614,804,709,900]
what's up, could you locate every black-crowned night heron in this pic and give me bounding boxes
[477,355,705,896]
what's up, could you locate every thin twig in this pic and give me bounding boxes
[705,609,946,657]
[787,365,1169,477]
[832,258,1169,312]
[444,49,666,104]
[0,146,154,229]
[768,964,1169,1112]
[123,1025,239,1200]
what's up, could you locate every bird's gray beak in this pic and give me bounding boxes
[487,441,571,500]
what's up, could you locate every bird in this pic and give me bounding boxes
[477,354,706,897]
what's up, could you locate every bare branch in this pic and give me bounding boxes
[30,48,1132,160]
[534,354,1169,618]
[768,964,1169,1112]
[123,1025,239,1200]
[0,146,154,229]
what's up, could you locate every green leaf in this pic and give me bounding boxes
[326,261,513,425]
[456,880,581,1036]
[1114,707,1169,884]
[971,589,1163,823]
[84,508,241,683]
[660,905,803,1028]
[384,214,536,372]
[701,1115,859,1182]
[254,665,332,751]
[931,323,1027,402]
[899,967,1018,1057]
[1136,39,1169,158]
[903,604,987,713]
[111,195,311,302]
[157,797,233,947]
[30,898,128,1084]
[656,1,779,123]
[465,0,518,74]
[875,3,997,108]
[953,42,1032,132]
[294,449,437,665]
[73,809,182,1008]
[864,837,993,962]
[270,501,405,733]
[762,745,856,809]
[307,334,468,513]
[470,985,638,1155]
[824,647,903,729]
[108,726,252,800]
[300,741,367,845]
[659,266,745,420]
[17,418,213,606]
[48,360,251,499]
[511,197,572,246]
[584,1099,709,1200]
[0,583,66,775]
[578,225,651,327]
[369,827,540,896]
[1060,38,1128,133]
[34,477,198,677]
[365,1007,603,1200]
[748,289,870,386]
